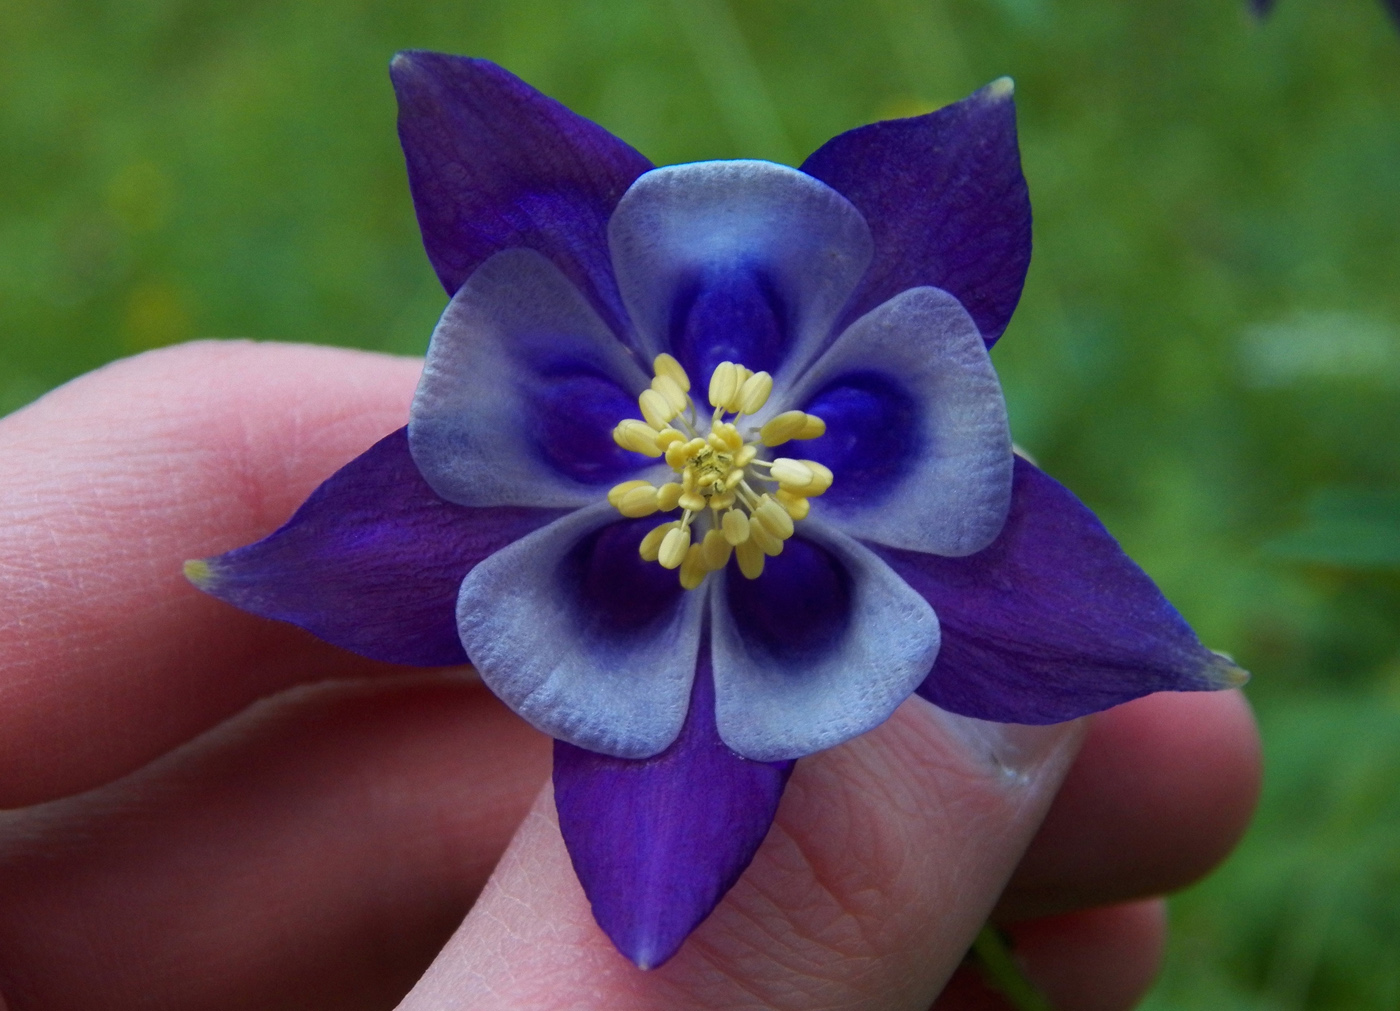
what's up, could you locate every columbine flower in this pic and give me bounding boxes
[186,51,1245,970]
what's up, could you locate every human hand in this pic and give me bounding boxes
[0,341,1260,1011]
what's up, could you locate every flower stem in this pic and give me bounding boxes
[970,925,1053,1011]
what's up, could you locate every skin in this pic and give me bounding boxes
[0,341,1261,1011]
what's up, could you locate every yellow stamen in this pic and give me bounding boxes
[708,361,739,409]
[679,543,708,589]
[770,458,814,489]
[617,484,660,518]
[656,428,686,450]
[748,520,784,557]
[608,479,652,509]
[776,489,810,520]
[653,353,691,392]
[606,358,835,588]
[800,460,833,495]
[613,419,663,457]
[721,508,751,545]
[701,529,733,570]
[658,526,691,569]
[735,371,772,415]
[759,411,806,447]
[639,388,675,429]
[639,521,678,561]
[735,538,765,578]
[754,495,794,539]
[651,374,688,414]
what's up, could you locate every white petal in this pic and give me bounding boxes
[608,161,872,391]
[458,503,706,758]
[710,520,939,761]
[782,286,1013,556]
[410,248,655,509]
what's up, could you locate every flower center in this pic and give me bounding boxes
[609,353,832,589]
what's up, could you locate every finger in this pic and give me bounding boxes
[0,340,426,806]
[998,689,1260,921]
[398,699,1087,1011]
[934,900,1166,1011]
[0,675,551,1011]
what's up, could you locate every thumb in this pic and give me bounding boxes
[396,697,1084,1011]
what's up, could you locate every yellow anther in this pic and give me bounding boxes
[613,419,663,457]
[800,460,833,495]
[701,529,733,570]
[657,482,683,511]
[721,508,751,545]
[658,526,691,569]
[776,489,810,520]
[708,361,739,409]
[770,458,814,489]
[639,388,675,429]
[679,543,708,589]
[614,358,833,587]
[754,495,795,539]
[651,374,688,414]
[735,371,773,415]
[653,353,691,392]
[639,521,678,561]
[617,484,661,518]
[748,520,784,557]
[608,480,652,509]
[759,410,807,447]
[735,538,765,579]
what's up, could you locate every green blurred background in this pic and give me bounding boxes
[3,0,1399,1004]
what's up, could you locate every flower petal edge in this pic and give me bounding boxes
[800,79,1032,347]
[188,427,566,666]
[879,456,1247,724]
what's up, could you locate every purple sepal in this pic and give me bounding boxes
[553,649,794,970]
[189,427,565,666]
[390,51,652,342]
[881,457,1244,724]
[800,80,1031,347]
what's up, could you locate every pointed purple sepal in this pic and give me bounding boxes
[189,427,565,666]
[553,651,794,969]
[880,457,1245,724]
[800,80,1031,347]
[390,51,653,341]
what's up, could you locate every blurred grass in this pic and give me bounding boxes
[3,0,1400,1004]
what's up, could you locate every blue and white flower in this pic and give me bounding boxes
[188,51,1244,969]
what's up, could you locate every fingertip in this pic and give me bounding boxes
[1002,689,1262,919]
[935,900,1167,1011]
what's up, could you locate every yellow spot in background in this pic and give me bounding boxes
[182,558,213,588]
[122,280,194,353]
[107,161,172,233]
